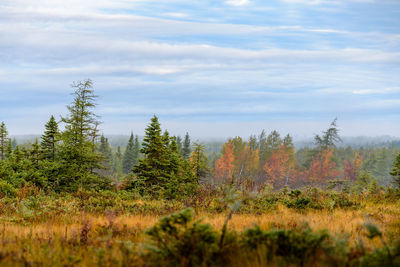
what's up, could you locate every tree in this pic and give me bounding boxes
[343,153,364,182]
[182,132,191,159]
[98,134,113,175]
[0,122,8,160]
[112,146,123,175]
[41,115,59,161]
[264,144,295,189]
[390,153,400,189]
[59,79,104,191]
[132,116,172,196]
[214,141,235,181]
[307,148,339,186]
[314,118,342,150]
[122,133,137,174]
[190,143,209,182]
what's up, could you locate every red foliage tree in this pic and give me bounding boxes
[307,148,339,186]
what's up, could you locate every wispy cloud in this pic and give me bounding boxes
[225,0,250,6]
[0,0,399,137]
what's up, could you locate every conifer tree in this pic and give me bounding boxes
[59,79,104,191]
[176,136,183,154]
[133,135,140,164]
[41,115,59,161]
[314,118,342,149]
[132,116,172,196]
[122,133,136,174]
[390,153,400,190]
[0,122,8,160]
[99,134,113,174]
[182,132,191,159]
[112,146,123,175]
[190,143,209,182]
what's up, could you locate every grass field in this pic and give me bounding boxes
[0,190,399,266]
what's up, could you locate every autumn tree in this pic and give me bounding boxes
[343,152,364,181]
[307,148,339,186]
[214,141,235,181]
[264,143,295,189]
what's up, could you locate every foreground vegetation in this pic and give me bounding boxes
[0,187,399,266]
[1,80,400,266]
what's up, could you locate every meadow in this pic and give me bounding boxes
[0,187,399,266]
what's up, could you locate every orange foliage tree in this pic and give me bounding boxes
[343,152,364,181]
[307,148,339,186]
[263,144,295,189]
[214,141,235,181]
[214,137,260,183]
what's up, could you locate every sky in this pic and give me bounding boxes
[0,0,399,138]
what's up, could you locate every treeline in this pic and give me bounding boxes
[0,80,209,199]
[213,119,400,192]
[1,80,400,198]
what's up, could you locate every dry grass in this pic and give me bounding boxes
[0,200,399,266]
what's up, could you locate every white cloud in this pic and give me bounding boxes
[225,0,250,6]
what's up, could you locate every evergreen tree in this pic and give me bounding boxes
[112,146,123,175]
[132,116,171,196]
[98,134,113,175]
[176,136,183,154]
[41,115,59,161]
[314,118,342,149]
[249,134,258,151]
[190,143,209,182]
[390,153,400,189]
[11,138,17,149]
[122,133,136,174]
[0,122,8,160]
[182,132,191,159]
[59,79,104,191]
[133,135,140,164]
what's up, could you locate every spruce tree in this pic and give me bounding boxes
[41,115,59,161]
[59,79,104,191]
[132,116,171,196]
[0,122,8,160]
[112,146,123,175]
[122,133,135,174]
[133,135,140,164]
[314,118,342,149]
[182,132,191,159]
[390,153,400,190]
[190,143,209,182]
[176,136,182,154]
[98,134,113,175]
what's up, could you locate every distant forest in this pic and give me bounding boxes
[1,79,399,198]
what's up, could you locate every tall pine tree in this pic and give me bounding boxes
[41,115,59,161]
[59,79,104,191]
[132,116,172,196]
[0,122,8,160]
[182,132,191,159]
[123,133,136,174]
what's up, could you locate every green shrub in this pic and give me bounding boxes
[144,208,219,266]
[0,180,17,198]
[242,224,330,266]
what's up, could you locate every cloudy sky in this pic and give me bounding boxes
[1,0,399,138]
